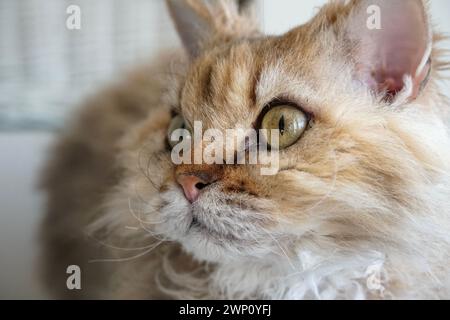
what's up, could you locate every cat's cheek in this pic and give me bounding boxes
[155,188,193,239]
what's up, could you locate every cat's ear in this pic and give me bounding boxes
[346,0,432,102]
[166,0,259,58]
[166,0,213,58]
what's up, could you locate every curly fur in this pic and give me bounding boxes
[40,0,450,299]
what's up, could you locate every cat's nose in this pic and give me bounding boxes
[176,173,214,203]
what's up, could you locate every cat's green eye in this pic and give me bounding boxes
[167,115,189,148]
[260,105,308,149]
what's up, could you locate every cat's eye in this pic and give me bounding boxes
[260,105,308,149]
[167,115,189,148]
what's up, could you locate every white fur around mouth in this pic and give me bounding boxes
[188,213,240,242]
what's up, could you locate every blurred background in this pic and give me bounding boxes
[0,0,449,299]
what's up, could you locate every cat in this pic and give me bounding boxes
[40,0,450,299]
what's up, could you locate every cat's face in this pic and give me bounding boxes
[122,0,444,264]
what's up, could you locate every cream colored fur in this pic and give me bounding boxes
[41,0,450,299]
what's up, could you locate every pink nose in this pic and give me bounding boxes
[176,174,211,203]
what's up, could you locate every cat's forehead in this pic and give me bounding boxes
[180,40,262,129]
[178,31,347,129]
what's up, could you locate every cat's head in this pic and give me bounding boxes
[117,0,450,265]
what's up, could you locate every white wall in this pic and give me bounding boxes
[0,133,53,299]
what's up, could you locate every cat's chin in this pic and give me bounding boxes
[181,230,240,263]
[168,210,255,263]
[156,187,273,263]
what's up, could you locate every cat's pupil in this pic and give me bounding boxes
[279,115,285,135]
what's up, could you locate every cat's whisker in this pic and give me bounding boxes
[127,198,164,226]
[89,240,165,263]
[127,198,168,241]
[138,152,162,192]
[133,219,167,241]
[304,150,338,213]
[247,231,282,258]
[128,178,167,225]
[259,228,297,272]
[86,232,164,252]
[136,140,172,193]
